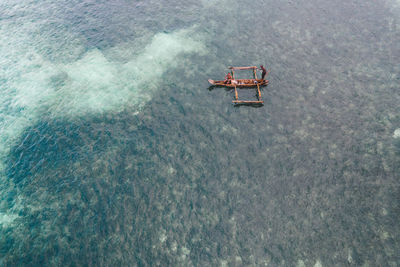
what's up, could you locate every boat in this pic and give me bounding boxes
[208,66,269,104]
[208,78,268,87]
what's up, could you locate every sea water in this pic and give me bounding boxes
[0,0,399,265]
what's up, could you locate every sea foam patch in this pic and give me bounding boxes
[393,129,400,138]
[0,27,205,225]
[55,29,205,116]
[8,28,205,118]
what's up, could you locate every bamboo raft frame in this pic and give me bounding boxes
[208,66,269,105]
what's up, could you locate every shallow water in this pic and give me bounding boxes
[1,0,400,265]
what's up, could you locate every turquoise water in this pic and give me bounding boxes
[1,0,400,265]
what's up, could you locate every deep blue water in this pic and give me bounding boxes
[1,0,400,265]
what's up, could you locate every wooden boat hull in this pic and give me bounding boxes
[208,79,268,87]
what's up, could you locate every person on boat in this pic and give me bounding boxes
[260,65,267,80]
[224,72,232,84]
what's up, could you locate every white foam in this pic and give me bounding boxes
[393,128,400,138]
[7,28,205,118]
[0,212,18,227]
[314,260,323,267]
[296,260,306,267]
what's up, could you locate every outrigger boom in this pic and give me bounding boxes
[208,66,269,105]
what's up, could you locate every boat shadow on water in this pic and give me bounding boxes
[233,101,264,108]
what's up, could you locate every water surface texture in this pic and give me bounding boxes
[1,0,400,266]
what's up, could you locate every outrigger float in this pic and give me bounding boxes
[208,66,269,105]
